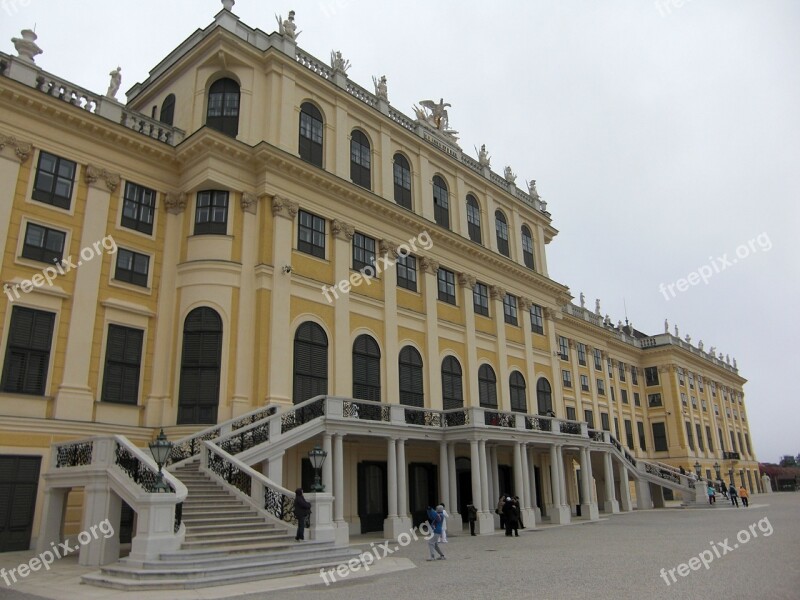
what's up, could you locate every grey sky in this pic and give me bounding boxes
[2,0,797,462]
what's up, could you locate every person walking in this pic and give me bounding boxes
[496,494,507,530]
[707,484,716,505]
[719,481,728,500]
[503,496,519,537]
[426,506,446,561]
[728,483,739,507]
[437,504,449,543]
[514,496,525,528]
[293,488,311,541]
[738,485,749,507]
[466,503,478,536]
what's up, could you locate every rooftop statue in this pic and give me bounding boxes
[664,318,669,333]
[330,50,351,74]
[106,67,122,99]
[674,324,679,337]
[504,166,517,184]
[698,340,704,351]
[527,179,540,200]
[595,299,601,316]
[476,144,491,167]
[414,98,452,132]
[579,292,585,308]
[372,75,388,101]
[276,10,300,40]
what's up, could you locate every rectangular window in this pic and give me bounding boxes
[634,392,641,406]
[1,306,56,395]
[601,412,610,431]
[607,358,614,378]
[437,268,456,304]
[194,190,229,235]
[618,362,626,381]
[691,396,697,409]
[566,406,576,421]
[352,232,376,272]
[744,433,751,455]
[473,283,489,316]
[503,294,518,325]
[644,366,659,386]
[577,343,586,366]
[631,367,638,385]
[530,304,544,334]
[580,374,589,392]
[297,210,326,259]
[648,393,662,407]
[696,423,704,451]
[652,422,668,452]
[102,324,144,405]
[562,370,572,388]
[610,387,616,402]
[685,421,695,451]
[115,248,150,287]
[637,421,647,451]
[396,254,417,292]
[701,399,707,412]
[681,392,688,406]
[32,151,76,209]
[558,336,568,360]
[584,409,595,429]
[122,182,156,234]
[706,426,714,452]
[730,431,737,452]
[678,367,685,386]
[625,419,634,449]
[688,373,695,389]
[614,418,620,441]
[22,222,66,265]
[594,348,602,370]
[621,389,628,404]
[711,382,716,396]
[698,376,704,392]
[596,378,605,395]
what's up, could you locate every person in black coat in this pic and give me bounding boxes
[502,496,519,537]
[294,488,312,541]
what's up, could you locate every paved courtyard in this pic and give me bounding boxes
[1,493,798,600]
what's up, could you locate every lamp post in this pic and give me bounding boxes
[713,461,720,481]
[148,428,173,493]
[308,445,328,492]
[728,467,734,486]
[694,461,702,478]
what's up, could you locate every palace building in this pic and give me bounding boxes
[0,1,759,587]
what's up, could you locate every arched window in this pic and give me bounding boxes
[466,194,482,243]
[441,356,464,410]
[478,364,497,408]
[509,371,527,413]
[178,308,222,424]
[536,377,553,415]
[398,346,424,407]
[293,322,328,404]
[159,93,175,126]
[299,102,323,167]
[353,334,381,401]
[393,153,412,209]
[495,210,509,257]
[350,130,371,189]
[206,78,240,137]
[432,175,449,229]
[521,225,535,270]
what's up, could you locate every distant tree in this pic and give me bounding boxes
[779,455,798,467]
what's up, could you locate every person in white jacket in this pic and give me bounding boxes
[436,504,449,543]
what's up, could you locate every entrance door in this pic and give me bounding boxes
[357,461,387,533]
[408,463,438,527]
[0,455,41,552]
[498,464,513,498]
[534,466,544,515]
[455,456,472,522]
[177,308,222,424]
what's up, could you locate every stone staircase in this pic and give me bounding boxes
[82,461,358,590]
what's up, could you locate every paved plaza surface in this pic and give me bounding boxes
[1,493,798,600]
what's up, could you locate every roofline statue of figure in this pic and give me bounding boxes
[276,10,300,40]
[414,98,458,139]
[372,75,388,102]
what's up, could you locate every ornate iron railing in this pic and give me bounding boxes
[230,406,278,431]
[623,450,637,467]
[174,502,183,533]
[644,462,681,485]
[588,429,605,442]
[114,442,174,493]
[609,436,623,452]
[265,487,297,525]
[560,422,582,435]
[722,451,740,460]
[343,400,389,422]
[525,415,553,432]
[169,428,221,464]
[217,421,270,455]
[207,447,252,496]
[281,397,325,433]
[484,410,516,428]
[404,407,442,427]
[444,409,470,427]
[55,441,93,468]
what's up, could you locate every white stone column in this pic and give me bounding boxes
[331,220,354,396]
[447,442,460,522]
[477,439,494,534]
[396,438,411,529]
[459,273,479,405]
[489,445,499,504]
[36,487,67,554]
[490,285,508,407]
[618,461,633,511]
[469,440,482,512]
[549,444,570,524]
[439,441,450,508]
[635,478,653,510]
[79,482,121,566]
[579,448,599,520]
[513,442,524,502]
[384,437,404,537]
[268,451,284,485]
[527,447,541,521]
[322,433,333,494]
[54,166,119,420]
[420,257,442,407]
[602,452,620,513]
[267,197,298,404]
[231,193,260,417]
[557,446,569,508]
[333,433,348,543]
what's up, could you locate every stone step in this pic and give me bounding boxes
[182,508,257,518]
[184,520,276,532]
[185,528,288,541]
[181,532,294,547]
[161,539,320,561]
[181,516,270,527]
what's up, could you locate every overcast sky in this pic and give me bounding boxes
[2,1,798,463]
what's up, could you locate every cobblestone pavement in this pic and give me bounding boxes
[2,494,797,600]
